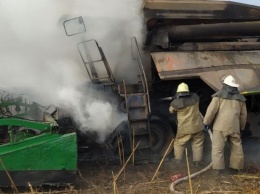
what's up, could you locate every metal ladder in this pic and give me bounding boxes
[63,17,115,86]
[120,37,152,163]
[77,35,152,162]
[77,39,115,86]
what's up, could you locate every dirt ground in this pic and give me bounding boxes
[1,137,260,194]
[73,158,260,194]
[0,161,260,194]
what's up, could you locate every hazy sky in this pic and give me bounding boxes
[220,0,260,6]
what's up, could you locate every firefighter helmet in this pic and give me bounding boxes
[176,83,190,97]
[176,83,189,93]
[223,75,239,88]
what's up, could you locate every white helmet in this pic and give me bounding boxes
[223,75,239,88]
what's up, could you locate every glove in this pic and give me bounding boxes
[203,124,210,131]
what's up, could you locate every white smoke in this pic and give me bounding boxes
[0,0,143,142]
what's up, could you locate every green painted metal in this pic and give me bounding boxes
[0,133,77,171]
[0,96,77,186]
[0,116,77,173]
[242,90,260,96]
[0,97,39,119]
[9,129,36,142]
[0,117,59,143]
[0,118,55,131]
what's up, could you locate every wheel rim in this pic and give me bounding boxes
[150,119,175,160]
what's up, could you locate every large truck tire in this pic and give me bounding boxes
[149,116,176,162]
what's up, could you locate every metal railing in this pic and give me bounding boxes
[131,37,151,115]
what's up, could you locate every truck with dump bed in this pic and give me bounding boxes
[66,0,260,162]
[2,0,260,187]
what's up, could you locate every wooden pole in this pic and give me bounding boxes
[151,138,175,182]
[117,134,122,166]
[185,148,193,194]
[132,128,135,165]
[114,141,140,182]
[0,158,19,193]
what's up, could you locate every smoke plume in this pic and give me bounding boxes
[0,0,143,142]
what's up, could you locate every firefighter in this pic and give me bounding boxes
[203,75,247,174]
[169,82,204,167]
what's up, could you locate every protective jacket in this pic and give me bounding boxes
[203,84,247,170]
[170,92,204,162]
[170,93,203,134]
[203,85,247,133]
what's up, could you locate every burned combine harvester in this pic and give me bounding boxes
[0,97,77,186]
[64,0,260,159]
[1,0,260,187]
[65,0,260,163]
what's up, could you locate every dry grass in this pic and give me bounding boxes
[0,161,260,194]
[1,138,260,194]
